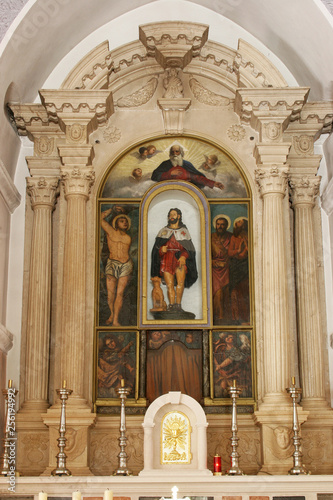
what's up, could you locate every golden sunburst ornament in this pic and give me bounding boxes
[161,411,192,464]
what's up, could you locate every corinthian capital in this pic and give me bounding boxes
[289,176,321,207]
[61,166,95,198]
[26,177,59,209]
[255,165,289,197]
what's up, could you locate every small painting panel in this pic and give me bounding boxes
[146,330,202,404]
[97,331,137,400]
[212,331,252,399]
[211,203,250,326]
[98,203,139,327]
[101,137,248,200]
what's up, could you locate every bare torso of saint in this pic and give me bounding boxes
[106,231,131,263]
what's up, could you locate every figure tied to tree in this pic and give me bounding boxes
[151,208,198,319]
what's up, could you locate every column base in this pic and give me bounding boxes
[254,398,309,475]
[42,401,96,476]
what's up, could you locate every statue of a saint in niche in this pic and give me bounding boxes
[150,208,198,319]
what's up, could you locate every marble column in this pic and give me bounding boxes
[60,165,94,402]
[23,177,59,410]
[255,165,291,405]
[289,176,330,410]
[254,164,309,474]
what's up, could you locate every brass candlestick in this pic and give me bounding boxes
[226,380,244,476]
[286,377,309,475]
[0,380,18,476]
[113,379,132,476]
[51,381,72,476]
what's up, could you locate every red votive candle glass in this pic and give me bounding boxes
[214,454,222,474]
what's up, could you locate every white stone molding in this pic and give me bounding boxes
[8,103,51,138]
[117,77,158,107]
[61,41,113,90]
[140,391,211,476]
[235,39,288,88]
[39,89,114,138]
[0,323,14,354]
[0,158,21,214]
[235,88,310,138]
[158,98,191,134]
[139,22,209,69]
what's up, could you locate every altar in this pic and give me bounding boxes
[1,17,333,494]
[1,475,333,500]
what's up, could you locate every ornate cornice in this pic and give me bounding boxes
[235,88,310,136]
[235,39,288,89]
[39,89,114,127]
[139,22,209,68]
[26,177,59,209]
[8,103,54,137]
[61,41,113,90]
[0,158,21,214]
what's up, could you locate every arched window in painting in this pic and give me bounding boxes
[94,136,254,413]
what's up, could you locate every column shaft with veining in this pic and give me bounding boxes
[24,177,58,409]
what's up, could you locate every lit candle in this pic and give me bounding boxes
[214,454,222,473]
[292,377,296,386]
[104,489,113,500]
[121,378,125,387]
[39,493,47,500]
[62,380,66,389]
[233,379,236,387]
[8,379,12,388]
[72,491,81,500]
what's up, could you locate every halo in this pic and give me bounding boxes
[233,216,248,227]
[112,214,131,230]
[213,214,231,229]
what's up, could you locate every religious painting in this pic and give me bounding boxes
[211,331,253,399]
[210,203,250,326]
[140,183,210,327]
[101,136,248,200]
[96,330,138,400]
[161,411,192,464]
[98,203,139,327]
[146,330,202,404]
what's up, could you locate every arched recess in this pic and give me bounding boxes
[95,133,254,413]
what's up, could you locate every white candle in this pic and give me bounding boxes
[104,490,113,500]
[39,493,47,500]
[72,492,81,500]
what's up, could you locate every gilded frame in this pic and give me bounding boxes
[140,182,210,327]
